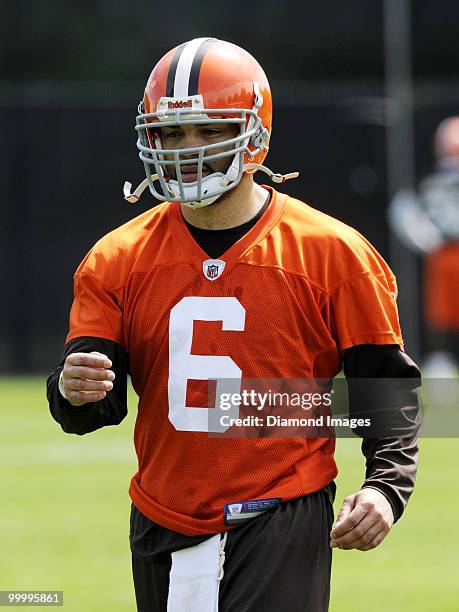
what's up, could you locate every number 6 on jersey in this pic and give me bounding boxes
[168,296,246,432]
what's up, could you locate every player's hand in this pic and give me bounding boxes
[329,488,394,551]
[60,351,115,406]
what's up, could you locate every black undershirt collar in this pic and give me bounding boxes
[183,191,271,259]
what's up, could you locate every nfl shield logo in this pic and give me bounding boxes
[228,503,243,515]
[203,259,226,281]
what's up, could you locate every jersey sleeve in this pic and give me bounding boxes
[66,248,125,346]
[329,239,404,352]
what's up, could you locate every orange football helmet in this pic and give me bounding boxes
[124,38,298,207]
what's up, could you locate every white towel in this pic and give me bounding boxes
[167,534,224,612]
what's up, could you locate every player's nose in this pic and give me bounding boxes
[180,126,205,149]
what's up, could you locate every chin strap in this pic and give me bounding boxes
[123,176,158,203]
[243,163,300,183]
[123,164,299,203]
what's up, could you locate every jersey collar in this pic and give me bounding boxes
[168,186,286,280]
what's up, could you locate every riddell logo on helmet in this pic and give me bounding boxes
[168,99,193,109]
[156,95,205,116]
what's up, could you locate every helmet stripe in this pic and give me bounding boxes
[173,37,216,98]
[166,43,186,98]
[188,39,216,96]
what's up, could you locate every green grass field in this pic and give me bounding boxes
[1,377,458,611]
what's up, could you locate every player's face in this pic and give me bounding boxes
[159,123,239,182]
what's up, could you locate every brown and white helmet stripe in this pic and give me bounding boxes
[166,37,217,98]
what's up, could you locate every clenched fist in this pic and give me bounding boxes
[59,351,115,406]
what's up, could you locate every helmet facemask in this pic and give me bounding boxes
[136,106,268,208]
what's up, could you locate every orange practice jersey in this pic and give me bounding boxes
[67,187,403,535]
[424,242,459,332]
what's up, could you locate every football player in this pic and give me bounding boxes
[388,116,459,375]
[47,38,420,611]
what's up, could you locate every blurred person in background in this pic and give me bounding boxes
[388,116,459,376]
[47,38,420,611]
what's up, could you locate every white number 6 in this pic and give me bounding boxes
[168,296,246,432]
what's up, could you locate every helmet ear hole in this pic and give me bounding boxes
[250,127,269,149]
